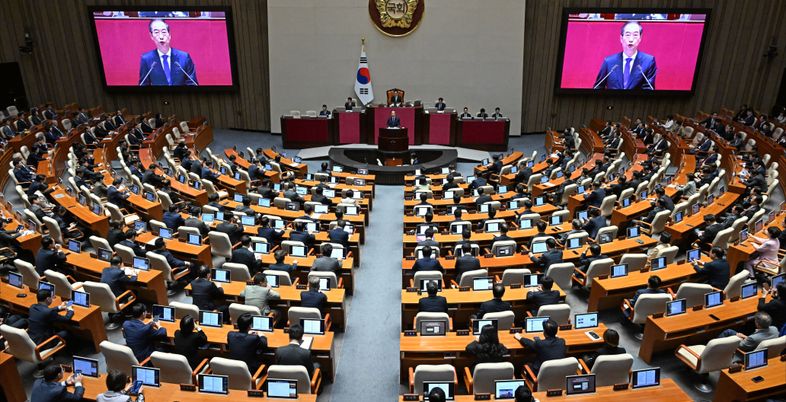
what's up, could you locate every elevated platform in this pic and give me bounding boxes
[328,147,458,185]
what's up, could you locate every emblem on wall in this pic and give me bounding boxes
[369,0,424,37]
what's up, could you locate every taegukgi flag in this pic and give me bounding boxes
[354,43,374,106]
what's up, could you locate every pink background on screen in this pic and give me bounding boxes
[560,21,705,90]
[94,19,233,86]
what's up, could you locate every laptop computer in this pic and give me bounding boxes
[650,257,667,271]
[71,290,90,307]
[158,227,172,239]
[133,256,150,271]
[665,299,687,316]
[300,318,325,335]
[266,379,298,399]
[565,374,596,395]
[472,319,498,335]
[198,374,229,395]
[7,272,22,288]
[627,226,640,238]
[97,248,113,262]
[132,366,160,387]
[522,274,543,288]
[251,315,274,332]
[704,291,724,308]
[423,382,454,401]
[67,239,81,253]
[494,379,526,399]
[631,368,660,389]
[741,282,758,299]
[152,304,175,322]
[472,277,494,291]
[531,242,548,254]
[72,356,99,377]
[419,279,441,292]
[686,248,701,263]
[241,215,255,226]
[419,320,447,336]
[187,233,201,246]
[199,311,223,327]
[524,316,550,333]
[744,349,768,370]
[211,268,231,283]
[574,312,598,329]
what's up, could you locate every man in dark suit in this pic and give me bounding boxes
[100,257,137,296]
[435,97,446,111]
[344,97,355,111]
[123,303,167,361]
[696,214,723,247]
[328,220,350,248]
[30,365,84,402]
[13,159,35,185]
[190,266,228,318]
[412,246,443,273]
[312,186,334,206]
[418,282,448,313]
[269,249,297,276]
[692,247,730,289]
[227,313,268,372]
[216,215,245,244]
[526,276,562,314]
[184,207,210,237]
[389,92,403,106]
[629,275,666,308]
[514,319,566,373]
[455,243,481,280]
[28,289,73,345]
[582,329,626,367]
[759,282,786,330]
[120,230,148,257]
[387,110,401,127]
[477,283,512,319]
[289,222,315,249]
[106,178,129,207]
[258,216,284,245]
[577,244,608,273]
[301,277,327,311]
[274,323,316,376]
[593,21,656,90]
[583,182,606,208]
[581,208,607,239]
[35,236,67,276]
[162,204,185,230]
[232,236,262,273]
[139,19,198,86]
[530,238,563,270]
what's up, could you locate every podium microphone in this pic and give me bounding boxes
[174,62,198,86]
[638,65,655,90]
[139,61,158,86]
[593,65,618,89]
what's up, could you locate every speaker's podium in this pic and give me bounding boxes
[377,127,409,158]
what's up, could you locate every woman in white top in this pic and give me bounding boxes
[746,226,782,277]
[96,370,132,402]
[341,189,359,207]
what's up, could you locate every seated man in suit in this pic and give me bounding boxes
[491,107,504,119]
[387,110,401,128]
[695,214,723,249]
[184,206,210,237]
[582,329,626,367]
[257,216,284,245]
[477,283,512,319]
[412,246,443,273]
[318,104,331,117]
[106,178,130,207]
[30,365,84,402]
[719,312,779,353]
[190,266,229,319]
[227,313,268,372]
[35,236,68,276]
[312,243,341,276]
[290,221,316,249]
[476,108,489,119]
[344,97,356,111]
[269,249,298,276]
[529,238,563,270]
[389,91,403,106]
[231,235,262,273]
[459,107,472,119]
[593,21,656,90]
[123,304,167,361]
[162,204,185,230]
[514,319,566,373]
[275,323,316,376]
[300,277,328,312]
[216,215,245,245]
[455,243,481,281]
[100,256,137,297]
[624,275,667,318]
[312,186,334,207]
[418,281,448,313]
[139,19,198,86]
[577,244,608,273]
[28,289,74,349]
[526,276,562,314]
[328,220,350,248]
[581,208,607,239]
[692,246,730,289]
[583,182,606,208]
[152,238,191,271]
[435,97,446,111]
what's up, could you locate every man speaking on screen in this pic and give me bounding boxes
[593,21,656,90]
[139,19,198,86]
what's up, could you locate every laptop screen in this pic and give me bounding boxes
[424,382,454,401]
[133,257,150,271]
[535,197,545,206]
[7,272,22,288]
[152,304,174,322]
[531,242,548,254]
[254,242,269,254]
[574,312,598,329]
[550,215,562,225]
[251,315,273,332]
[472,277,494,291]
[73,356,99,377]
[132,366,160,387]
[314,204,328,214]
[258,198,271,207]
[577,210,588,221]
[494,379,526,399]
[419,320,447,336]
[291,245,306,257]
[233,193,243,202]
[631,368,661,389]
[674,212,683,223]
[211,269,230,283]
[241,215,255,226]
[741,282,758,299]
[345,206,359,215]
[472,319,498,335]
[744,349,768,370]
[523,274,542,287]
[266,379,298,399]
[38,281,55,295]
[704,291,724,308]
[568,237,582,249]
[198,374,229,395]
[486,222,499,233]
[301,318,325,335]
[519,219,532,229]
[495,245,514,257]
[419,279,441,292]
[610,264,628,278]
[651,257,667,271]
[666,299,687,316]
[97,248,113,262]
[622,198,631,207]
[265,274,279,288]
[144,191,156,201]
[772,273,785,288]
[627,226,640,238]
[525,316,550,333]
[199,311,222,327]
[187,233,201,245]
[67,239,81,253]
[72,290,90,307]
[687,249,701,262]
[565,374,596,395]
[159,227,172,239]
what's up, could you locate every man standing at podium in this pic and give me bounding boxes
[435,98,446,111]
[387,111,401,128]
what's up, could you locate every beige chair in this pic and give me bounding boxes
[288,306,330,329]
[625,293,672,325]
[582,354,634,387]
[228,303,262,324]
[457,269,489,287]
[170,301,201,320]
[281,240,307,256]
[264,364,322,394]
[89,236,112,253]
[15,258,41,290]
[100,340,145,376]
[307,271,340,289]
[490,240,517,256]
[263,269,294,286]
[449,221,472,235]
[202,179,228,200]
[408,364,457,393]
[573,257,614,289]
[619,253,648,272]
[464,362,515,394]
[675,335,741,393]
[414,312,451,332]
[675,283,716,308]
[413,271,443,288]
[82,281,136,330]
[655,245,680,264]
[757,335,786,357]
[150,351,208,385]
[535,304,571,326]
[208,231,234,267]
[0,324,66,375]
[146,251,189,294]
[483,219,506,233]
[209,357,265,390]
[596,195,617,218]
[500,268,531,286]
[595,225,618,243]
[639,210,670,235]
[724,271,750,299]
[483,311,516,330]
[105,202,139,226]
[222,262,251,282]
[524,357,579,391]
[113,243,136,266]
[43,270,83,300]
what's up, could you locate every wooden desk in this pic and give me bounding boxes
[136,232,212,268]
[0,282,107,351]
[715,356,786,401]
[400,285,565,329]
[727,211,786,278]
[639,294,767,363]
[50,186,110,237]
[0,352,25,402]
[399,326,606,383]
[665,191,740,245]
[65,250,168,305]
[402,224,571,256]
[263,148,309,177]
[402,204,559,231]
[0,202,42,254]
[80,375,318,401]
[239,225,362,266]
[255,254,355,295]
[186,281,347,331]
[474,151,523,176]
[527,379,692,401]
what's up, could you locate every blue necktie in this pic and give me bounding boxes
[162,55,171,85]
[623,57,632,88]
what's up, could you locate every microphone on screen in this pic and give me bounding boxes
[174,62,199,86]
[139,61,158,86]
[638,65,655,90]
[593,64,619,90]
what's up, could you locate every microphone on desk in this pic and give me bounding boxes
[138,61,158,86]
[174,62,198,86]
[593,65,618,90]
[638,65,655,90]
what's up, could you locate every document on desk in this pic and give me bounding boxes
[300,336,313,350]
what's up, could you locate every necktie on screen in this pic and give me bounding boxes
[623,57,632,89]
[162,55,171,85]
